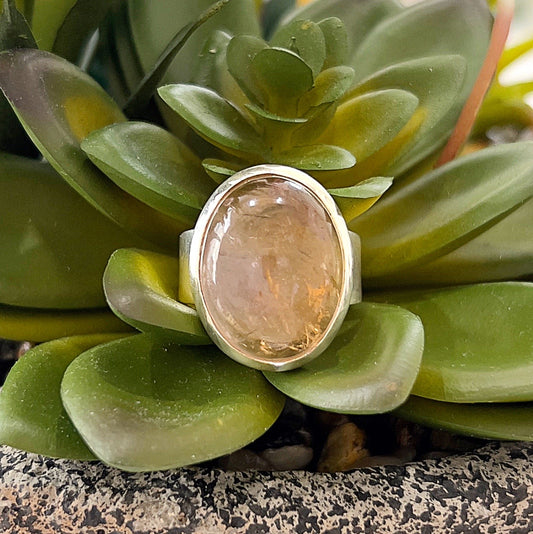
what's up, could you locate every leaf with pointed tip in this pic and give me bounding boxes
[317,89,418,182]
[81,122,215,223]
[350,142,533,279]
[159,84,264,159]
[124,0,231,117]
[0,335,126,460]
[202,158,242,183]
[396,396,533,441]
[264,302,423,414]
[350,0,492,172]
[0,49,186,250]
[372,199,533,289]
[61,334,285,471]
[372,283,533,403]
[0,153,154,309]
[104,248,210,344]
[281,0,403,58]
[24,0,74,51]
[129,0,260,87]
[318,17,349,69]
[52,0,114,62]
[330,177,393,223]
[270,18,326,77]
[0,305,132,343]
[344,55,467,180]
[298,66,354,111]
[273,144,355,171]
[251,47,314,109]
[0,0,36,156]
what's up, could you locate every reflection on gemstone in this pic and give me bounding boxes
[200,175,343,360]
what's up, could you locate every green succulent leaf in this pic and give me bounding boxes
[52,0,114,63]
[350,0,491,172]
[124,0,231,117]
[396,396,533,442]
[329,177,394,223]
[290,101,337,145]
[0,49,187,250]
[375,199,533,288]
[373,283,533,403]
[0,305,132,343]
[344,55,467,180]
[317,89,419,177]
[158,84,264,158]
[81,122,215,222]
[202,158,242,183]
[273,144,355,171]
[298,65,355,111]
[0,153,155,309]
[245,102,307,124]
[103,248,210,344]
[281,0,403,57]
[226,34,268,105]
[129,0,260,86]
[26,0,74,51]
[0,0,36,156]
[61,334,285,471]
[264,302,423,414]
[351,142,533,279]
[251,47,314,107]
[318,17,349,69]
[0,335,126,460]
[270,18,326,78]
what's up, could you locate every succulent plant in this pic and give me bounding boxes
[0,0,532,471]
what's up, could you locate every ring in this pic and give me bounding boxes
[179,164,361,372]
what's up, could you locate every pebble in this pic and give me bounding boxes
[317,422,369,472]
[218,449,271,471]
[260,445,314,471]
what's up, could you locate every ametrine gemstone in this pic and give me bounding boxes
[200,175,343,361]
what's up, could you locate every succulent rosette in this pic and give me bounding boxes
[0,0,532,471]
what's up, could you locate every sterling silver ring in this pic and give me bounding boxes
[179,164,361,372]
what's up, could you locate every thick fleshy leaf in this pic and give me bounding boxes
[318,17,349,69]
[350,0,492,173]
[374,199,533,288]
[103,248,210,344]
[0,153,154,309]
[273,144,355,171]
[0,335,126,459]
[124,0,230,117]
[298,66,354,111]
[264,303,424,414]
[341,55,467,181]
[158,84,264,158]
[52,0,114,62]
[0,49,186,250]
[372,283,533,403]
[226,34,268,105]
[81,122,215,222]
[317,89,418,172]
[350,142,533,279]
[251,47,314,108]
[61,334,285,471]
[27,0,74,50]
[0,0,36,156]
[329,177,393,223]
[396,396,533,442]
[129,0,260,85]
[281,0,403,57]
[0,305,132,342]
[245,102,307,124]
[270,18,326,77]
[202,158,242,183]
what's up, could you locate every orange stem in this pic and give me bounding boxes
[435,0,515,167]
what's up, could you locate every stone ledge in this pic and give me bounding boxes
[1,442,532,533]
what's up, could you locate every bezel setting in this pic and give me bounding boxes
[187,164,358,372]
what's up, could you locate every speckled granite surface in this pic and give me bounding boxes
[1,442,532,533]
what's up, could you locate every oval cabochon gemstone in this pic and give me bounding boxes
[200,175,344,362]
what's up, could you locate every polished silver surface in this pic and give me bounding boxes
[182,164,361,372]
